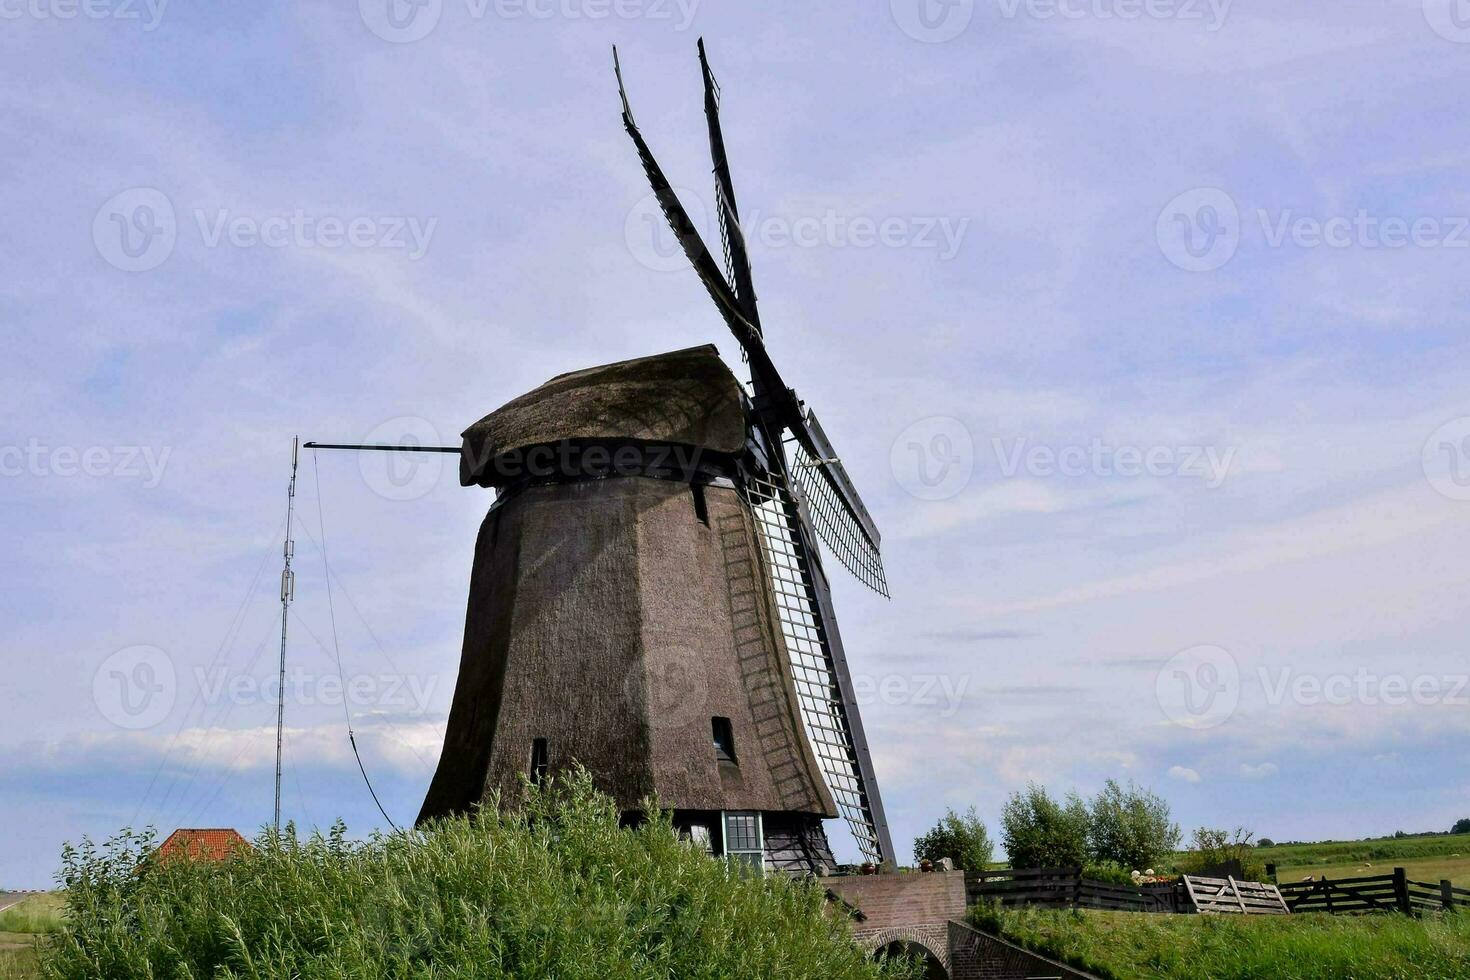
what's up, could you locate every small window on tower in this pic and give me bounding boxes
[691,483,709,526]
[712,716,736,763]
[529,738,549,786]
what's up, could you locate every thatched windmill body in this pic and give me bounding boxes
[413,42,896,872]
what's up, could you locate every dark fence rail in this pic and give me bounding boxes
[1278,867,1470,915]
[966,868,1181,913]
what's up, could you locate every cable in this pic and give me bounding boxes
[312,449,401,833]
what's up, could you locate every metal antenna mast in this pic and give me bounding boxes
[274,436,299,834]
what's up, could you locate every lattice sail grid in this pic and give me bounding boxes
[743,469,883,865]
[786,437,889,598]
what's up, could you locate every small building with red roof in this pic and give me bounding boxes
[155,829,252,863]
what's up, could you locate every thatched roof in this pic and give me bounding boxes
[460,345,747,487]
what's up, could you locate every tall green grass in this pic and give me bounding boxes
[969,903,1470,980]
[0,897,63,937]
[41,771,916,980]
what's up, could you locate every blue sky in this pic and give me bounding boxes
[3,0,1469,888]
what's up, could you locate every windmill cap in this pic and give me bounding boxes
[460,344,747,488]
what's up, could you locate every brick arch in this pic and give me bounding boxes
[859,926,951,978]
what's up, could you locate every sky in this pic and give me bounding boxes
[2,0,1469,888]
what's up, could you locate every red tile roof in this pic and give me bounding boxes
[155,828,252,863]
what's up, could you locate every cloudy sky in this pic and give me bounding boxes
[3,0,1469,887]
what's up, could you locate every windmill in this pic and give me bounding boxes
[318,41,896,873]
[596,40,898,868]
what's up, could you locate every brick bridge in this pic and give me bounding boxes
[820,872,1097,980]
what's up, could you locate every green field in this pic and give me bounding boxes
[971,904,1470,980]
[1258,833,1470,888]
[0,894,63,980]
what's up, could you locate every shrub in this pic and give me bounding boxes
[1177,826,1265,881]
[913,807,993,872]
[41,769,915,980]
[1085,779,1180,872]
[1001,784,1089,869]
[1258,838,1275,848]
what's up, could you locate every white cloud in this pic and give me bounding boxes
[1239,762,1280,779]
[1168,766,1202,784]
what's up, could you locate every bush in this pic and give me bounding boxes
[913,807,993,872]
[1177,827,1265,881]
[1001,784,1090,869]
[1085,779,1180,872]
[1258,838,1275,848]
[41,769,916,980]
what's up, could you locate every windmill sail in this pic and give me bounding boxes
[744,465,895,865]
[616,42,897,865]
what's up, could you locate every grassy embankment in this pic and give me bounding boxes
[970,903,1470,980]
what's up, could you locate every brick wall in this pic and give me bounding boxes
[822,871,967,933]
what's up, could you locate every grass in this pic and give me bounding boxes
[0,897,64,936]
[37,770,918,980]
[970,904,1470,980]
[0,897,64,980]
[1258,834,1470,888]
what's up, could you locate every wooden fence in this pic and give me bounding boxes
[1278,868,1470,915]
[966,868,1181,913]
[1182,875,1289,915]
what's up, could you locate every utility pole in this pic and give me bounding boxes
[274,436,299,834]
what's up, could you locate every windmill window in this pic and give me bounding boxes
[712,716,736,763]
[691,483,709,525]
[722,811,764,874]
[529,738,549,786]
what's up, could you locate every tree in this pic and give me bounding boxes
[1001,784,1090,869]
[1258,838,1275,848]
[1453,819,1470,836]
[913,807,993,872]
[1085,779,1181,872]
[1179,826,1264,881]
